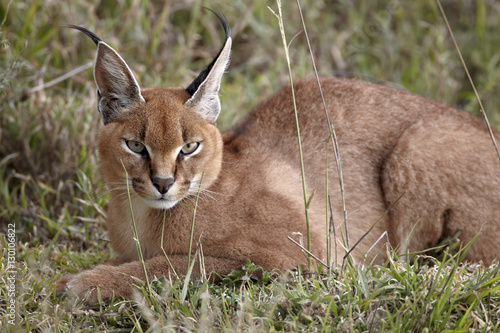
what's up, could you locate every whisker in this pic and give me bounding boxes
[189,187,222,197]
[95,187,131,199]
[188,181,224,196]
[186,190,219,203]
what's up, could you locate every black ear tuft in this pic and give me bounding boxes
[64,25,103,45]
[67,25,144,124]
[185,9,231,96]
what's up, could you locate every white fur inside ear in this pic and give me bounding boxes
[185,37,232,123]
[94,41,145,109]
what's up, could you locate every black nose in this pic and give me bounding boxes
[152,176,175,195]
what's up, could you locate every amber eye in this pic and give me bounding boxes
[181,142,199,155]
[126,140,147,155]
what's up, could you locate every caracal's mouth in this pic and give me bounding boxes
[130,180,183,209]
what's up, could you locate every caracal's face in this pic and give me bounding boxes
[97,87,223,210]
[70,17,230,210]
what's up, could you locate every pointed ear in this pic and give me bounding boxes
[67,26,144,124]
[184,11,231,124]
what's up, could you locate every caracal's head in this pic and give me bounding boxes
[69,12,231,210]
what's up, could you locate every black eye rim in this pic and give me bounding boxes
[125,140,148,155]
[180,142,200,156]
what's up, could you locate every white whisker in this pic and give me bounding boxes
[185,189,219,203]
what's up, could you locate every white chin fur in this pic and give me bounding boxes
[145,198,178,210]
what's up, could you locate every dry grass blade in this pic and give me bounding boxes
[287,236,329,269]
[342,191,406,269]
[362,231,390,266]
[27,62,93,94]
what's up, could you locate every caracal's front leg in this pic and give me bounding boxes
[57,255,243,303]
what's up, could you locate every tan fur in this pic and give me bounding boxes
[58,38,500,304]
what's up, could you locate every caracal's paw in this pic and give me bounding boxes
[57,265,133,304]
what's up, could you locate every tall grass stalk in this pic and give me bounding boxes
[270,0,312,254]
[160,208,179,280]
[326,128,339,268]
[325,135,330,266]
[435,0,500,162]
[122,161,152,296]
[295,0,350,254]
[181,249,199,302]
[187,171,204,272]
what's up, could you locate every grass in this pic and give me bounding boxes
[1,0,500,331]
